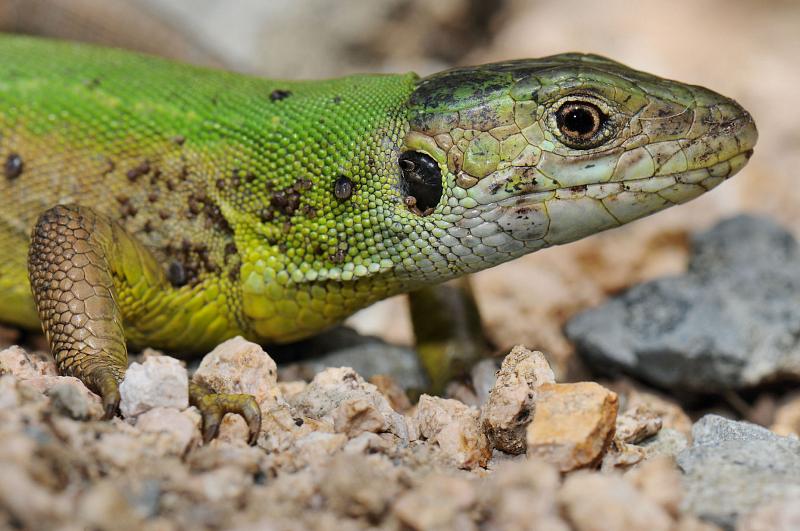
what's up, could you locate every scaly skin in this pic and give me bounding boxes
[0,35,757,441]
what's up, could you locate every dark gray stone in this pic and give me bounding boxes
[565,215,800,391]
[676,415,800,529]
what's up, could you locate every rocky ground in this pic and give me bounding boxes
[5,334,798,531]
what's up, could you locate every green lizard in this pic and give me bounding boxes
[0,34,757,444]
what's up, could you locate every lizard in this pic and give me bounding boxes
[0,34,757,444]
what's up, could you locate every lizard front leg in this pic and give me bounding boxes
[27,204,260,443]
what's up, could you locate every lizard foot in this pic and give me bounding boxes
[96,370,122,420]
[189,382,261,445]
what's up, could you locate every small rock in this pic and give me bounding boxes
[566,215,800,391]
[619,383,693,437]
[624,456,684,517]
[193,337,279,404]
[615,405,662,444]
[677,415,800,529]
[600,441,646,471]
[136,407,199,453]
[480,346,555,454]
[320,454,401,520]
[288,367,407,439]
[639,428,689,459]
[292,340,427,391]
[119,356,188,418]
[46,380,92,420]
[559,471,673,531]
[369,374,411,412]
[276,380,306,400]
[483,458,569,531]
[0,345,57,379]
[413,394,491,469]
[771,392,800,436]
[77,479,146,531]
[21,375,103,419]
[526,382,618,471]
[393,474,477,531]
[332,397,386,437]
[737,496,800,531]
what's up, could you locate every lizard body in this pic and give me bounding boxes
[0,35,757,440]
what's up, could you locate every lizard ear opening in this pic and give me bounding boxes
[398,151,442,216]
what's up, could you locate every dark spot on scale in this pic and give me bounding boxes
[294,418,304,426]
[148,192,159,203]
[259,208,274,223]
[270,89,292,102]
[224,242,237,257]
[167,261,187,287]
[116,195,130,205]
[187,197,203,215]
[334,175,354,200]
[584,164,595,169]
[301,204,317,219]
[165,179,176,191]
[172,135,186,146]
[143,220,154,233]
[228,263,241,283]
[332,96,342,104]
[246,172,257,183]
[102,158,116,175]
[84,78,101,90]
[570,185,588,192]
[159,210,171,220]
[216,178,226,190]
[331,248,347,264]
[4,153,23,179]
[126,160,151,181]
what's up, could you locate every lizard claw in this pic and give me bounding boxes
[95,370,121,420]
[190,382,262,445]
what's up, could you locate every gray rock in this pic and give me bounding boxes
[676,415,800,529]
[565,215,800,391]
[639,428,689,459]
[46,382,90,420]
[274,327,428,391]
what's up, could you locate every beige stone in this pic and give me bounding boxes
[119,355,188,418]
[771,392,800,437]
[559,472,673,531]
[288,367,407,439]
[369,374,411,412]
[413,394,491,469]
[193,336,279,405]
[526,382,618,471]
[480,346,555,454]
[136,406,200,454]
[0,346,57,379]
[483,458,569,531]
[393,474,477,531]
[615,405,663,444]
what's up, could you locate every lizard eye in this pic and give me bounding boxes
[555,101,607,148]
[398,151,442,215]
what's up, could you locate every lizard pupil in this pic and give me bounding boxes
[556,101,604,144]
[398,151,442,215]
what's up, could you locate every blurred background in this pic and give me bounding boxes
[1,0,797,376]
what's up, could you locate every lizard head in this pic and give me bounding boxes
[395,53,757,278]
